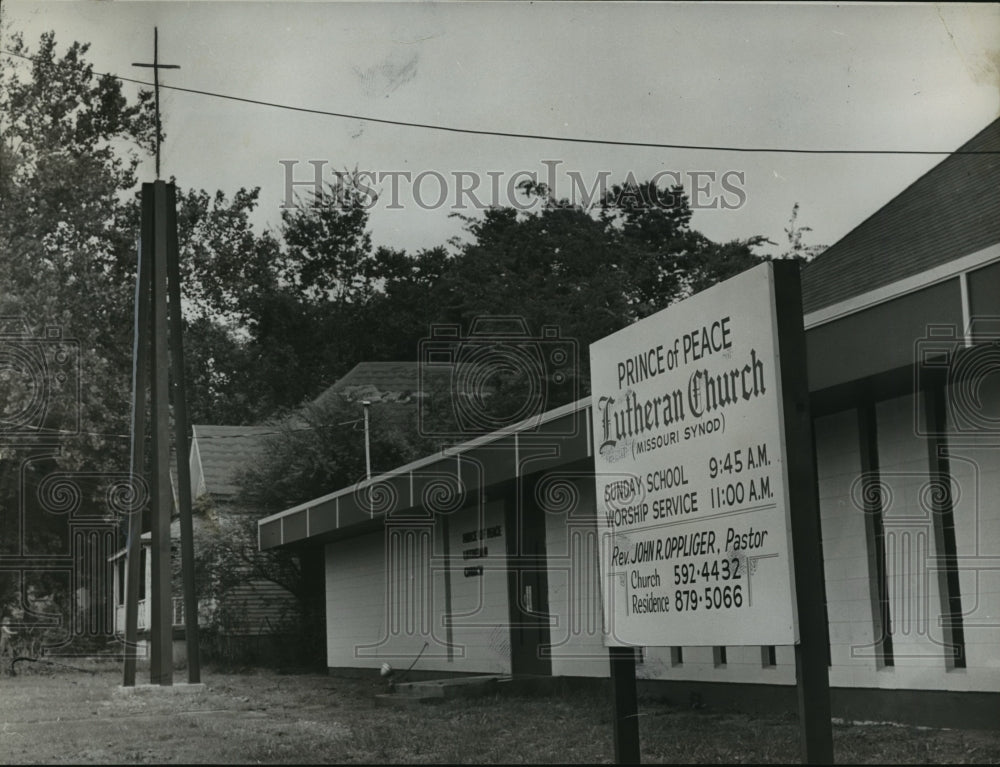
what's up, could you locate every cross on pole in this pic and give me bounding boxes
[132,27,180,179]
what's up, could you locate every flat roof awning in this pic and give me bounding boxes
[258,397,593,550]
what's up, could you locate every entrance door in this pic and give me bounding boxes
[504,480,552,677]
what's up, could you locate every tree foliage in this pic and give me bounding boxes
[779,202,826,261]
[0,31,157,468]
[0,28,786,656]
[237,393,434,512]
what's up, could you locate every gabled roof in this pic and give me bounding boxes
[320,361,422,404]
[801,117,1000,313]
[312,361,463,409]
[191,424,274,498]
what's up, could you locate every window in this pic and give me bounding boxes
[761,645,777,667]
[139,548,147,600]
[117,558,126,605]
[713,646,727,667]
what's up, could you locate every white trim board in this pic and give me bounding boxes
[804,243,1000,330]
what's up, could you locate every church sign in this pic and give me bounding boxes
[590,261,800,647]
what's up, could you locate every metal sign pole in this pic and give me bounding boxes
[609,646,641,764]
[772,261,834,763]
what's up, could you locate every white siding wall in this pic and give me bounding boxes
[319,383,1000,692]
[945,379,1000,691]
[323,500,512,675]
[875,393,950,684]
[814,393,1000,693]
[815,408,881,689]
[325,531,398,670]
[639,644,796,684]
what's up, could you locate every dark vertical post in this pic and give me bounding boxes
[772,261,833,764]
[123,190,153,686]
[923,386,966,669]
[440,511,454,661]
[149,180,173,685]
[858,404,894,667]
[165,184,201,683]
[609,646,640,764]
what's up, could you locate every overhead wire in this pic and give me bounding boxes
[2,47,998,156]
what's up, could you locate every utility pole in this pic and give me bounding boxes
[362,401,372,481]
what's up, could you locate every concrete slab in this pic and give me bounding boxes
[386,674,506,701]
[115,683,207,696]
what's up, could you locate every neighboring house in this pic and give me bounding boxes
[259,117,1000,728]
[318,360,424,404]
[321,358,548,440]
[111,425,294,653]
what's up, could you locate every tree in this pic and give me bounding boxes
[193,392,436,664]
[180,498,325,666]
[192,174,387,417]
[1,30,157,469]
[359,245,453,361]
[237,393,433,512]
[423,178,768,411]
[172,185,284,424]
[0,28,162,652]
[778,202,826,262]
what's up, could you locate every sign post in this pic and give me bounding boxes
[773,263,833,763]
[589,260,832,763]
[609,646,640,764]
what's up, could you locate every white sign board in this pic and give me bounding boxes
[590,262,799,647]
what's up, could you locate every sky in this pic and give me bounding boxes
[3,1,999,257]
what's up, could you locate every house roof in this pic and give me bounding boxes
[193,363,433,498]
[313,360,465,409]
[320,361,422,404]
[191,424,274,498]
[800,117,1000,314]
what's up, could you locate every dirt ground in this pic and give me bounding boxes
[1,662,998,764]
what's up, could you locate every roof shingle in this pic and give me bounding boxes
[191,424,273,497]
[801,117,1000,313]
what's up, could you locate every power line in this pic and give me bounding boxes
[3,48,998,156]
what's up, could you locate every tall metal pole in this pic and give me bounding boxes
[363,400,372,481]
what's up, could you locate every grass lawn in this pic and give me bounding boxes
[0,662,997,764]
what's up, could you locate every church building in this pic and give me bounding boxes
[258,117,1000,727]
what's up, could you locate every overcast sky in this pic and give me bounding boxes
[4,1,999,256]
